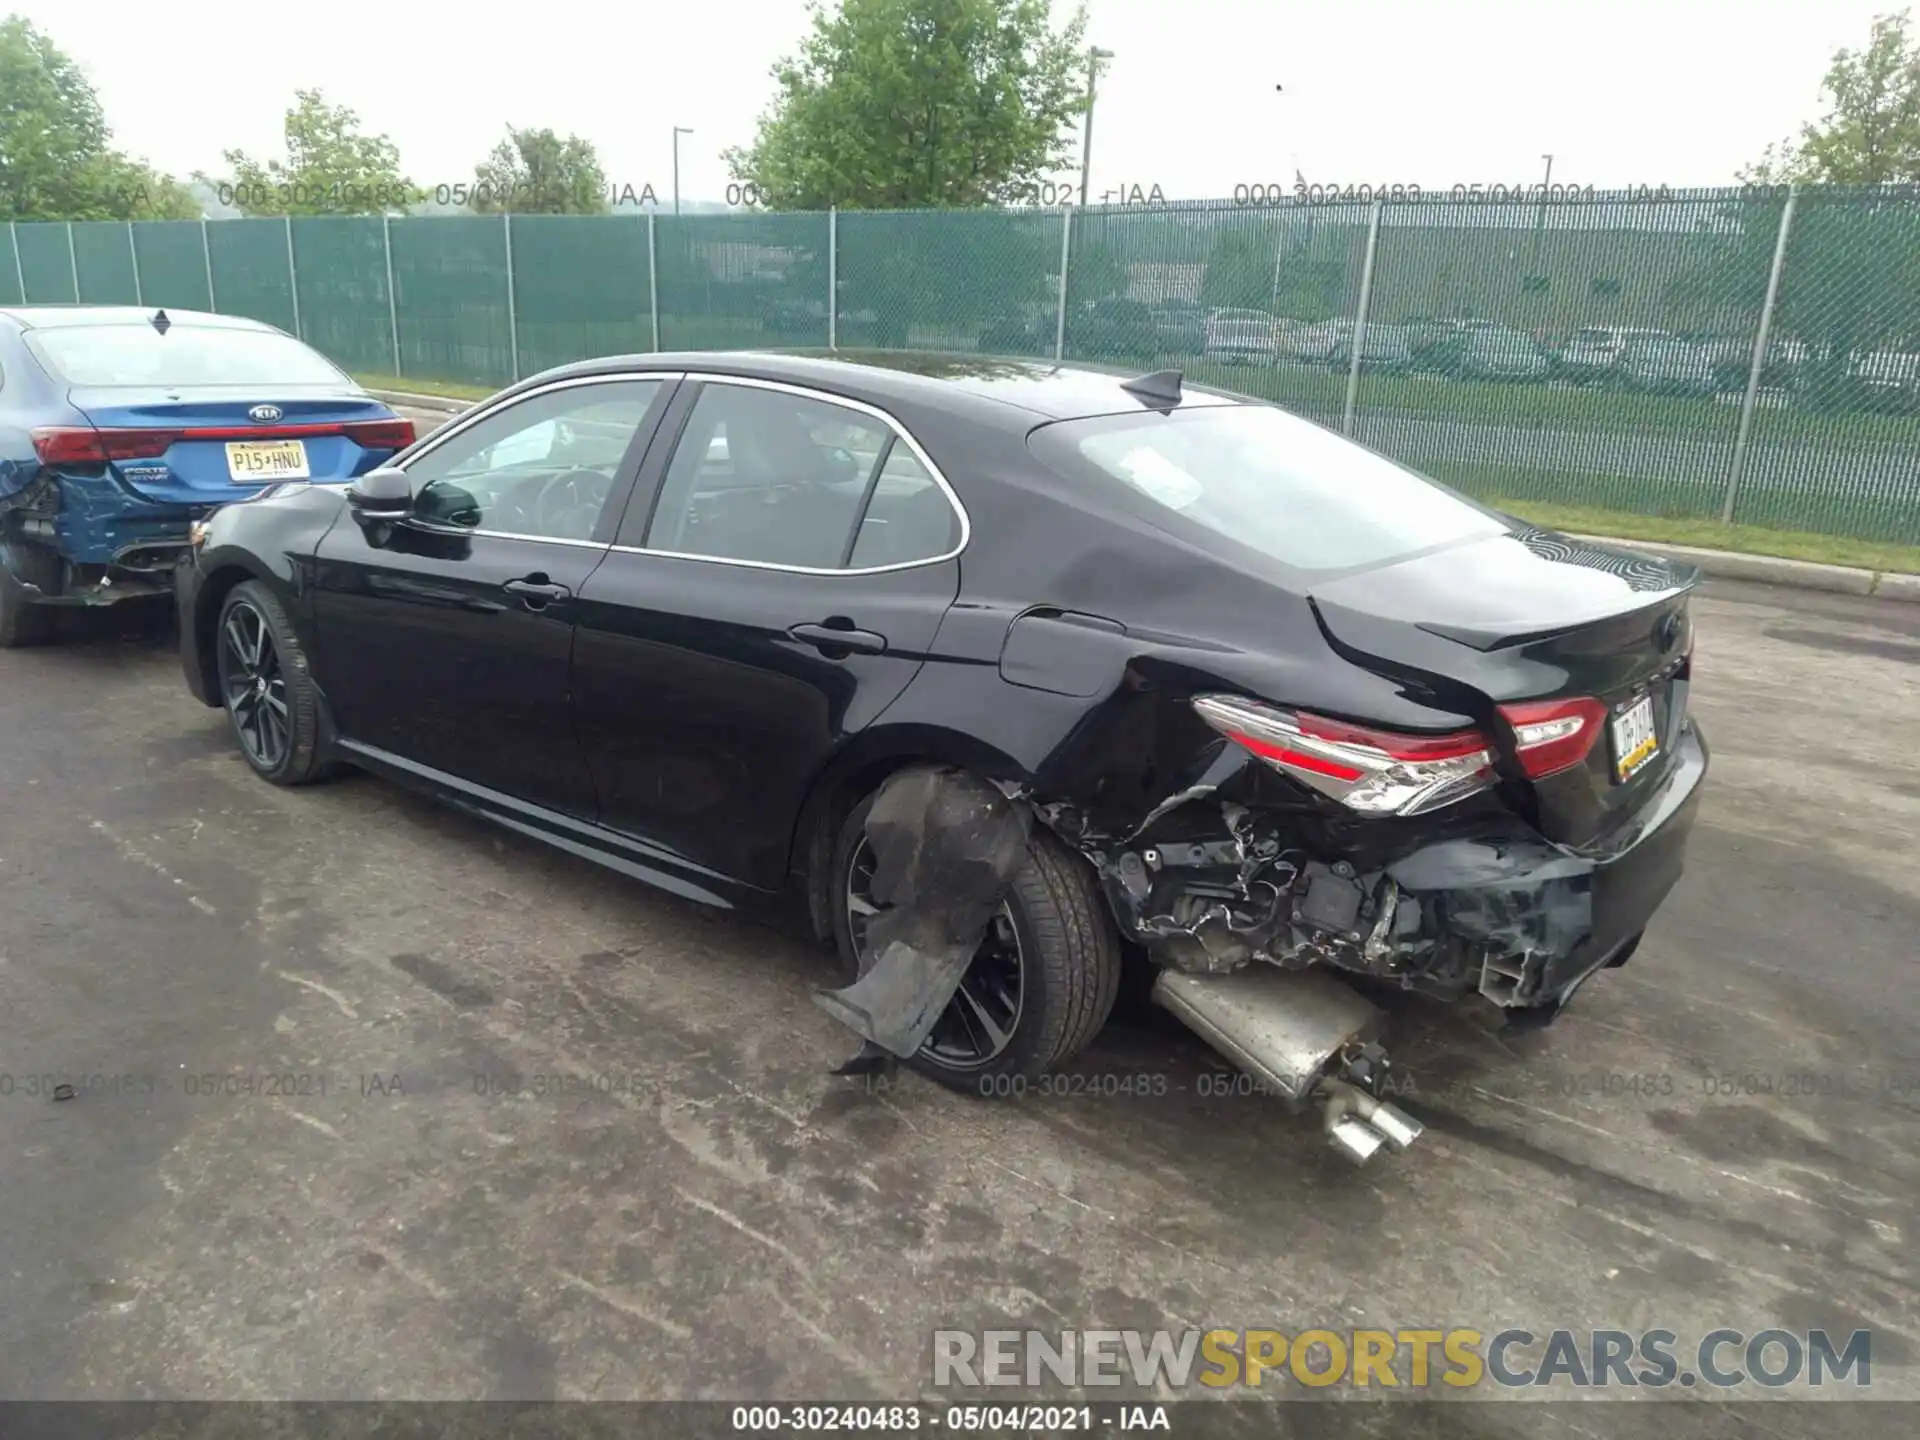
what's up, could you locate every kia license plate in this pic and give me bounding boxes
[227,440,309,482]
[1611,693,1659,782]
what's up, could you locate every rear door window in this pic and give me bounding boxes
[642,382,957,571]
[24,323,348,386]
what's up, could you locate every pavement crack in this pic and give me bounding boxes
[275,969,360,1019]
[558,1269,693,1340]
[673,1187,809,1276]
[280,1106,341,1140]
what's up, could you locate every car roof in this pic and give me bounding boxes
[517,349,1251,425]
[0,305,275,333]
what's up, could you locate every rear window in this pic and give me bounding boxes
[24,323,347,387]
[1031,404,1503,573]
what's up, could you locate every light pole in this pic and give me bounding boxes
[1077,46,1114,206]
[672,127,694,215]
[1529,152,1554,281]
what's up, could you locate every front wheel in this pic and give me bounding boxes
[215,580,331,785]
[829,788,1122,1090]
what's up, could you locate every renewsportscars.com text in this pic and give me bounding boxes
[932,1327,1872,1390]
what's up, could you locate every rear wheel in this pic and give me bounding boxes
[215,580,330,785]
[0,568,52,648]
[829,788,1121,1090]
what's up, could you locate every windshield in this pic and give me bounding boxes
[1031,404,1504,573]
[25,323,348,387]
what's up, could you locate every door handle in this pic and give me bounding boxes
[788,621,887,656]
[503,576,571,609]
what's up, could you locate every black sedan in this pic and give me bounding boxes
[177,352,1707,1164]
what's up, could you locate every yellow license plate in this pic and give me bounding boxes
[226,439,309,482]
[1611,693,1659,782]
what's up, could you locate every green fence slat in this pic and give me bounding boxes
[656,212,830,352]
[132,221,215,311]
[391,217,513,387]
[510,213,654,375]
[207,218,298,332]
[838,208,1061,356]
[71,221,140,303]
[16,222,78,303]
[1736,187,1920,544]
[292,216,394,375]
[0,225,22,305]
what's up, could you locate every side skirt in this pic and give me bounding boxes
[335,740,770,912]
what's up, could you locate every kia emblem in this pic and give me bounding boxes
[249,404,283,423]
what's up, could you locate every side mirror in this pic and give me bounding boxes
[347,466,412,521]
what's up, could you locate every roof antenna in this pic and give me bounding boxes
[151,308,171,335]
[1121,369,1182,405]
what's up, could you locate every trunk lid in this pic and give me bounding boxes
[1307,526,1699,849]
[64,386,409,504]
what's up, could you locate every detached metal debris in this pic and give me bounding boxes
[813,768,1031,1063]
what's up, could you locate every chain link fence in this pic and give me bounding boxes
[4,188,1916,543]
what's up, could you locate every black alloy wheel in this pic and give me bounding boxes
[218,598,291,772]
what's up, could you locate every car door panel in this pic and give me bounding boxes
[313,526,610,815]
[311,375,677,819]
[571,555,957,889]
[570,377,964,890]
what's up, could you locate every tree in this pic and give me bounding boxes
[724,0,1091,210]
[206,89,417,215]
[1743,9,1920,184]
[1721,12,1920,412]
[470,126,612,213]
[1199,231,1272,311]
[0,16,199,219]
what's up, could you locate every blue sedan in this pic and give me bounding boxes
[0,306,413,645]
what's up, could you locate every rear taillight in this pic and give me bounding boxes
[32,418,414,467]
[1498,696,1608,779]
[31,427,176,465]
[342,419,416,450]
[1192,694,1498,817]
[1195,692,1615,815]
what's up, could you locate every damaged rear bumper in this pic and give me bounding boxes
[2,472,207,607]
[1091,723,1709,1021]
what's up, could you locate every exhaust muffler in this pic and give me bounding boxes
[1152,966,1425,1164]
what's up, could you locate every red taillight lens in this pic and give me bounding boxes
[32,426,178,465]
[1192,694,1497,817]
[34,418,415,466]
[343,419,416,450]
[1497,696,1608,779]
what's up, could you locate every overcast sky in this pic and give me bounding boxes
[24,0,1891,203]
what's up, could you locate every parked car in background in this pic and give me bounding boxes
[176,350,1707,1168]
[0,306,412,647]
[1459,328,1552,382]
[978,303,1054,357]
[1618,336,1720,396]
[762,298,832,339]
[1404,318,1506,376]
[1202,308,1280,366]
[1697,334,1811,394]
[1073,299,1159,362]
[1556,326,1671,385]
[1848,346,1920,409]
[1325,323,1415,374]
[1150,300,1208,354]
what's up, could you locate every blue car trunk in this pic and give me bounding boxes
[65,386,410,503]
